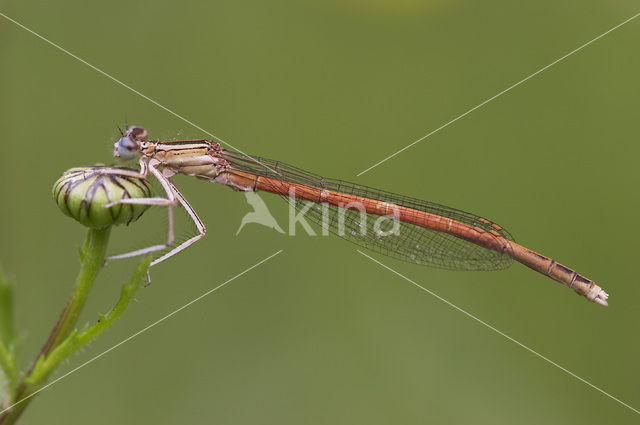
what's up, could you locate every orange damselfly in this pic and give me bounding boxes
[105,125,609,306]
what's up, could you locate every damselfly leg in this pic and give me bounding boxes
[102,161,206,271]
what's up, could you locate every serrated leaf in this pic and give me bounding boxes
[24,257,150,389]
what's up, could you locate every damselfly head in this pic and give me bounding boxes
[113,125,147,161]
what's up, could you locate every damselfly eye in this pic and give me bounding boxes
[126,125,148,142]
[114,136,139,160]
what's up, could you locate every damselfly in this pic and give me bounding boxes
[104,125,609,306]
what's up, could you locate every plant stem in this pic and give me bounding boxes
[0,339,16,406]
[0,265,16,358]
[0,227,111,425]
[26,257,150,387]
[0,266,17,405]
[36,227,111,358]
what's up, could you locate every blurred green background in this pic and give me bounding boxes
[1,0,639,423]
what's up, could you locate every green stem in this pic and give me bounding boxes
[36,228,111,357]
[0,265,16,358]
[0,339,16,405]
[0,227,111,425]
[26,256,150,386]
[0,266,17,405]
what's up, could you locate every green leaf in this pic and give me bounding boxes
[26,257,150,387]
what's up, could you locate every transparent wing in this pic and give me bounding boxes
[222,150,515,271]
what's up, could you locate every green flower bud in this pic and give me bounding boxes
[53,166,153,229]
